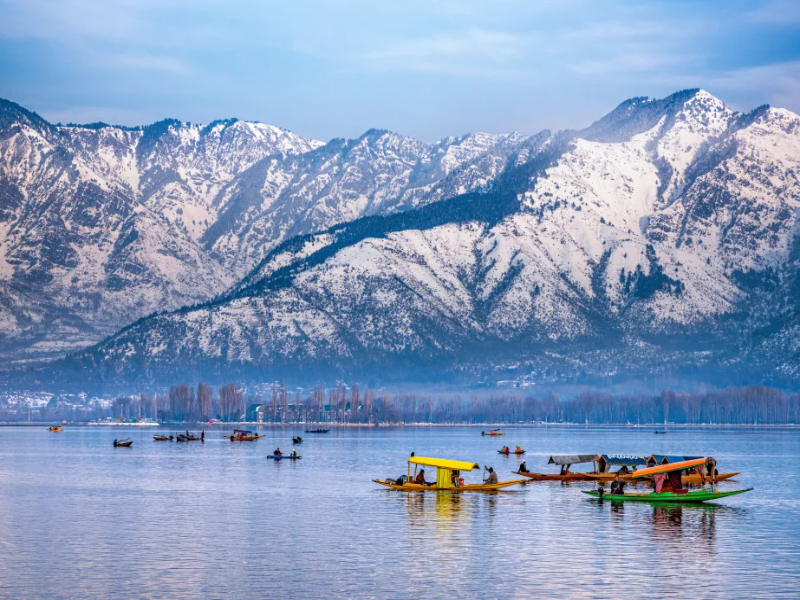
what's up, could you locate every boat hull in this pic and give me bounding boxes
[268,455,301,460]
[586,472,738,484]
[583,488,752,503]
[514,471,593,481]
[373,479,524,492]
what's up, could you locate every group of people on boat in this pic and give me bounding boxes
[500,446,524,455]
[272,447,298,458]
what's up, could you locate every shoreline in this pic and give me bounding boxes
[2,422,798,428]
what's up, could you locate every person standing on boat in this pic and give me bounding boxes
[484,466,498,484]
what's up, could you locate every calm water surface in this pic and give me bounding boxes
[0,425,798,599]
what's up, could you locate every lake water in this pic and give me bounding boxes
[0,424,798,599]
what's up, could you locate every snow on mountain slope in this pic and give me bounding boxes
[63,89,800,386]
[203,129,536,278]
[0,98,537,361]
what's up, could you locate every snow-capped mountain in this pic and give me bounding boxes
[55,89,800,387]
[0,99,526,362]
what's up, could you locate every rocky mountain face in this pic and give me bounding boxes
[0,99,527,362]
[53,89,800,388]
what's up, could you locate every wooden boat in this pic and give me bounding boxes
[587,455,738,485]
[113,438,133,447]
[229,429,262,441]
[481,429,504,436]
[176,431,205,442]
[585,457,752,503]
[47,426,62,432]
[268,454,301,460]
[305,428,329,434]
[374,456,524,492]
[584,488,752,503]
[499,449,525,455]
[514,454,599,481]
[153,434,173,441]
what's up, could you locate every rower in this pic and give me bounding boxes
[484,466,498,484]
[415,468,428,485]
[519,461,529,473]
[515,445,522,453]
[610,473,626,495]
[290,449,297,457]
[274,447,282,456]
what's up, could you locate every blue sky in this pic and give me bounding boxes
[1,0,799,142]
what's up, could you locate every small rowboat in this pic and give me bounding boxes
[268,455,301,460]
[499,450,525,455]
[47,426,62,432]
[583,488,753,503]
[113,438,133,447]
[482,430,504,436]
[375,456,524,493]
[230,429,263,441]
[305,428,329,434]
[153,434,173,441]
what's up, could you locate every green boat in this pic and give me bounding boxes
[583,488,753,503]
[586,456,752,503]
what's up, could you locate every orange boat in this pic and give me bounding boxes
[229,429,263,441]
[514,454,599,481]
[586,454,738,485]
[481,429,504,437]
[47,426,62,432]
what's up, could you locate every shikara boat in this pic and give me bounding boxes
[514,454,599,481]
[113,438,133,447]
[481,429,504,437]
[584,457,752,504]
[374,456,524,492]
[645,455,738,486]
[268,454,301,460]
[583,454,650,482]
[229,429,262,441]
[153,434,173,441]
[176,431,205,442]
[47,426,62,432]
[304,428,329,434]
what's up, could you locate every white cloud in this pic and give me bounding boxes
[363,29,524,75]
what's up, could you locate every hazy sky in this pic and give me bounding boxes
[1,0,799,142]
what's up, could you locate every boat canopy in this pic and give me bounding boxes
[409,456,479,471]
[232,429,253,435]
[600,454,648,466]
[548,454,598,465]
[633,457,709,479]
[646,454,702,466]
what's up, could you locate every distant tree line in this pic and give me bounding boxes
[3,384,799,425]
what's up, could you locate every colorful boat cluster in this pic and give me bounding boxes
[375,445,752,503]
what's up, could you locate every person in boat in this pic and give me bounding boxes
[610,473,626,495]
[501,446,508,454]
[451,470,461,487]
[515,445,522,454]
[560,464,569,476]
[415,469,429,485]
[201,431,205,441]
[596,482,606,498]
[290,449,297,458]
[274,447,282,457]
[484,466,498,484]
[518,461,529,473]
[617,465,630,476]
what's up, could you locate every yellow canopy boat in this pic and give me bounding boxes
[374,456,524,492]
